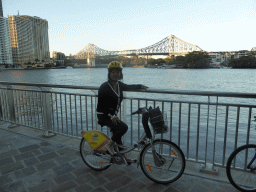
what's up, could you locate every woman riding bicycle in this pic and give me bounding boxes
[96,61,148,162]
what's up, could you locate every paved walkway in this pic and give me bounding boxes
[0,121,239,192]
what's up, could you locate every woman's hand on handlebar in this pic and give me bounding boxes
[131,107,148,115]
[141,85,148,90]
[111,116,120,124]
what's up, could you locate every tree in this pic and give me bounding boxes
[147,59,155,65]
[184,51,210,68]
[228,56,256,68]
[175,56,185,62]
[164,56,174,64]
[130,55,138,65]
[155,58,165,65]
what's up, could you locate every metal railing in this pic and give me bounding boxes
[0,81,256,171]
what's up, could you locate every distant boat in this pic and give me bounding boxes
[158,64,176,69]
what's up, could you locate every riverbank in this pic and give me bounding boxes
[0,68,24,70]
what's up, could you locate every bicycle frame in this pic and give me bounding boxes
[110,107,166,167]
[247,150,256,171]
[117,132,148,154]
[80,106,169,168]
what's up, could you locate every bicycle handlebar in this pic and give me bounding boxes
[131,106,154,139]
[131,107,148,115]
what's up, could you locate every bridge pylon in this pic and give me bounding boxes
[87,58,95,66]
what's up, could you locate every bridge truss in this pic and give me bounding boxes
[75,34,203,59]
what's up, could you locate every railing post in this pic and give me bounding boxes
[0,90,2,121]
[41,87,55,137]
[122,93,127,124]
[96,96,101,131]
[7,86,18,128]
[122,92,127,145]
[200,96,219,175]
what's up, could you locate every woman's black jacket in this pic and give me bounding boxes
[96,81,143,117]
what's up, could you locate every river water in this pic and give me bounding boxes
[1,68,256,163]
[1,67,256,92]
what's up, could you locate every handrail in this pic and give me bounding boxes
[1,81,256,172]
[1,81,256,98]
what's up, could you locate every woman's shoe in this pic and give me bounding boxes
[124,154,137,165]
[105,140,115,155]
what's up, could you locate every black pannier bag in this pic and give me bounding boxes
[148,107,168,134]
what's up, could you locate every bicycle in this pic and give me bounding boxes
[80,106,186,184]
[226,116,256,191]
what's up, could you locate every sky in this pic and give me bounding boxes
[2,0,256,57]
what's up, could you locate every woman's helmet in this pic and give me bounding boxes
[107,61,123,81]
[108,61,123,69]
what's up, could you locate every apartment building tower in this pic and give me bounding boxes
[0,0,13,66]
[0,0,3,17]
[8,15,50,65]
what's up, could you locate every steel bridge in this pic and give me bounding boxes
[75,34,203,60]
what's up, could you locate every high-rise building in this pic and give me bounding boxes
[0,0,13,66]
[8,15,50,65]
[0,0,3,17]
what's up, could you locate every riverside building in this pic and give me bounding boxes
[207,52,232,65]
[8,15,50,66]
[52,51,65,66]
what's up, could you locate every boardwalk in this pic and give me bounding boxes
[0,121,239,192]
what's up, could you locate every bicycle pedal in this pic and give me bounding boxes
[126,159,137,165]
[138,140,146,145]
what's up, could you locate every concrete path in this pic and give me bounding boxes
[0,121,239,192]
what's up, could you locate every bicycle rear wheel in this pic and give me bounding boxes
[226,144,256,192]
[80,138,112,171]
[140,139,185,184]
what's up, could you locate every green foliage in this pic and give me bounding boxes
[190,59,210,68]
[155,58,165,64]
[163,57,174,64]
[147,59,155,65]
[184,51,210,68]
[228,56,256,68]
[175,56,185,62]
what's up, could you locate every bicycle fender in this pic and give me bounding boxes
[138,139,167,168]
[152,149,165,167]
[81,130,110,150]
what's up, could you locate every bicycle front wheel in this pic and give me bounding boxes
[226,144,256,192]
[80,138,112,171]
[140,139,185,184]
